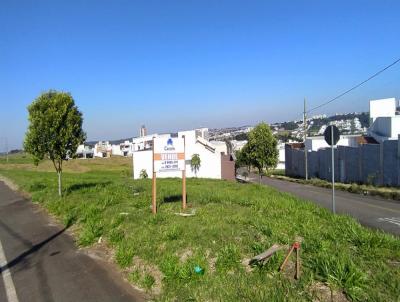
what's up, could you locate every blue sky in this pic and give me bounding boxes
[1,0,400,149]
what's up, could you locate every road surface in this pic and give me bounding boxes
[0,181,145,302]
[242,174,400,236]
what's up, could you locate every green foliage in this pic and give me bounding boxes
[235,145,251,170]
[215,244,241,272]
[116,243,135,267]
[24,90,85,196]
[246,122,278,175]
[234,132,248,141]
[190,154,201,177]
[143,273,156,289]
[307,252,367,301]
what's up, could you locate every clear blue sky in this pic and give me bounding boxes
[1,0,400,149]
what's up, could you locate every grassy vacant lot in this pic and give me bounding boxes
[1,154,400,301]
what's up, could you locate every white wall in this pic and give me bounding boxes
[369,98,396,123]
[305,135,360,151]
[369,116,400,142]
[277,143,285,170]
[391,116,400,138]
[111,145,123,156]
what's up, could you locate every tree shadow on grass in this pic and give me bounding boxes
[65,181,112,195]
[163,194,183,203]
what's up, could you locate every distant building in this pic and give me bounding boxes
[304,134,360,152]
[368,98,400,143]
[285,97,400,186]
[111,141,133,157]
[140,125,147,137]
[94,141,112,158]
[76,144,94,159]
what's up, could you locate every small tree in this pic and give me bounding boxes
[24,90,86,196]
[140,169,148,179]
[235,144,252,173]
[247,122,278,183]
[190,154,201,177]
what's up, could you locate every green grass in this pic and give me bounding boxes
[1,158,399,301]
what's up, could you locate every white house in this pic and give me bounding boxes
[304,134,360,152]
[368,98,400,143]
[111,140,134,157]
[133,128,235,180]
[76,144,94,158]
[369,98,397,123]
[94,141,112,158]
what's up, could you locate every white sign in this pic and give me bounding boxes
[154,137,185,172]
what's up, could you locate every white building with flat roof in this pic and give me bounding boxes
[368,98,400,143]
[369,98,396,123]
[111,141,134,157]
[94,141,112,158]
[304,134,360,151]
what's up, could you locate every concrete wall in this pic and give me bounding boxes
[286,141,400,186]
[369,98,396,123]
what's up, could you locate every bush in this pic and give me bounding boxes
[140,169,148,179]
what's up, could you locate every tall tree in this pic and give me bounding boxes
[246,122,278,183]
[24,90,86,196]
[190,154,201,177]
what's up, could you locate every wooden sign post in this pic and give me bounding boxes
[152,136,186,214]
[152,137,157,214]
[182,135,186,209]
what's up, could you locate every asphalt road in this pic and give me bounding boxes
[243,174,400,236]
[0,181,145,302]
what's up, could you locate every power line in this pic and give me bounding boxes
[307,57,400,114]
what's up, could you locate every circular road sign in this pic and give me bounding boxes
[324,125,340,146]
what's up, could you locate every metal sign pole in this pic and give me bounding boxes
[331,126,336,214]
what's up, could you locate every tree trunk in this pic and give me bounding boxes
[259,169,262,184]
[58,171,62,197]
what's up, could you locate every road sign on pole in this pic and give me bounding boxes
[324,125,340,214]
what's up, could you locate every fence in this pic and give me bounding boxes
[285,140,400,186]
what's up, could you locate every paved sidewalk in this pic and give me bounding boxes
[0,181,145,302]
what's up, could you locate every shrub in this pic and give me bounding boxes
[140,169,148,179]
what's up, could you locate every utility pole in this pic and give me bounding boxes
[6,138,8,163]
[331,125,336,214]
[303,98,308,180]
